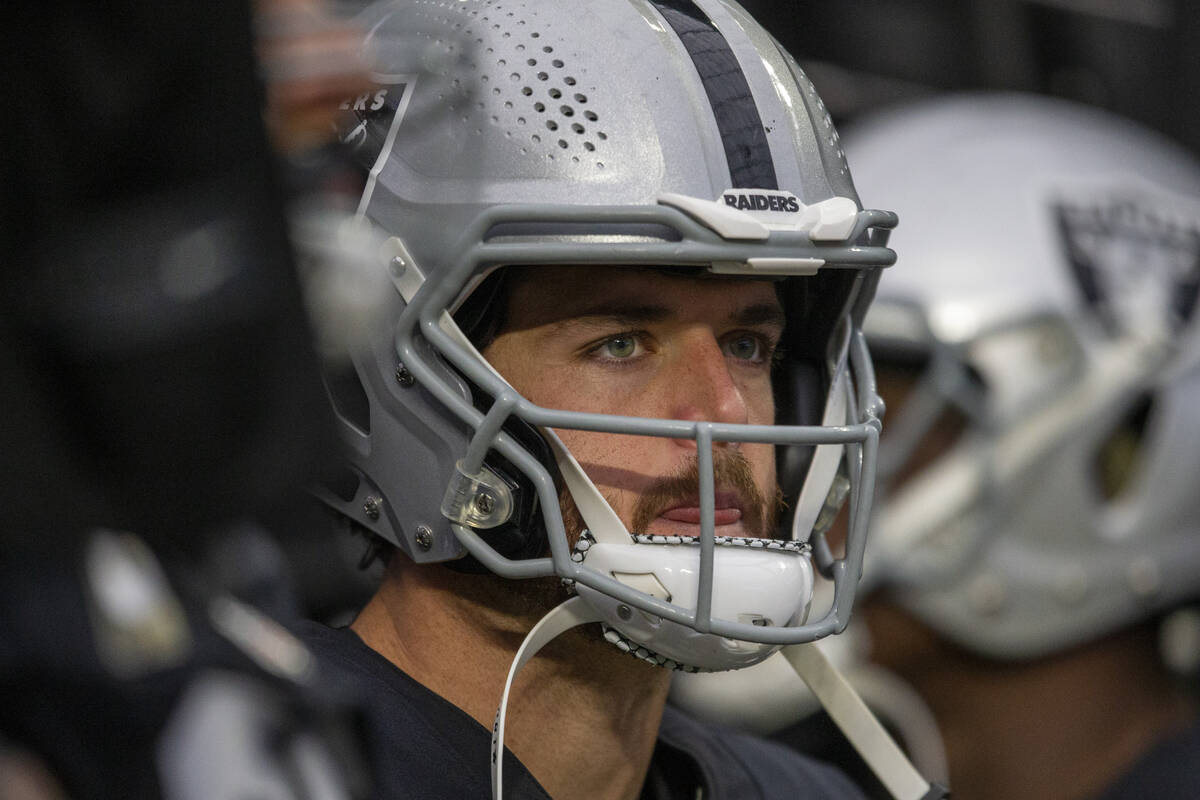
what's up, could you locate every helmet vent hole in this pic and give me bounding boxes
[583,141,595,151]
[465,17,583,157]
[583,110,597,121]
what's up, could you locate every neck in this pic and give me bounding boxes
[865,602,1195,800]
[352,558,672,800]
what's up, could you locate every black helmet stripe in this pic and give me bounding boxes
[649,0,778,190]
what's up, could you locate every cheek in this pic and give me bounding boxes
[747,374,775,425]
[552,429,661,524]
[745,379,776,484]
[553,429,672,491]
[512,362,644,418]
[555,428,632,465]
[746,442,777,488]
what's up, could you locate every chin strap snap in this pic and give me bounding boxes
[783,643,950,800]
[492,596,603,800]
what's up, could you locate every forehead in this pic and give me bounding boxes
[499,265,781,329]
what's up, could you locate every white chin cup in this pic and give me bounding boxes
[573,541,814,672]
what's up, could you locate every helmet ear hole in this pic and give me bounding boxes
[1094,393,1155,501]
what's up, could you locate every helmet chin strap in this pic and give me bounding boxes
[491,598,948,800]
[492,595,603,800]
[792,322,854,542]
[782,643,949,800]
[541,428,631,544]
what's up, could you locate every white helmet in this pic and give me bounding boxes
[853,92,1200,659]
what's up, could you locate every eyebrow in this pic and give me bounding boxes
[549,300,787,333]
[731,302,787,330]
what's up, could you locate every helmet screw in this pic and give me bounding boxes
[616,604,633,621]
[396,364,415,387]
[415,525,434,551]
[363,495,382,521]
[474,492,495,515]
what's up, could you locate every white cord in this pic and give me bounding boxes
[783,642,940,800]
[492,596,603,800]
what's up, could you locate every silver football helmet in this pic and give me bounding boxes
[313,0,898,673]
[853,93,1200,660]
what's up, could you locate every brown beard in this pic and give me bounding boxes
[629,450,781,538]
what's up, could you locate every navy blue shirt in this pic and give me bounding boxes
[1094,718,1200,800]
[297,622,866,799]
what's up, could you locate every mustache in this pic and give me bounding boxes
[630,450,780,538]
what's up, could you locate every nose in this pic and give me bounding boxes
[666,330,750,435]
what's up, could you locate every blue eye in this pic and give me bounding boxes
[604,335,638,358]
[725,334,763,362]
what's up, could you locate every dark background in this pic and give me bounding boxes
[745,0,1198,155]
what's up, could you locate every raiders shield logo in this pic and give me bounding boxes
[1054,186,1200,342]
[335,75,416,213]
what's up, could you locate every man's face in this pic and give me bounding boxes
[482,266,785,540]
